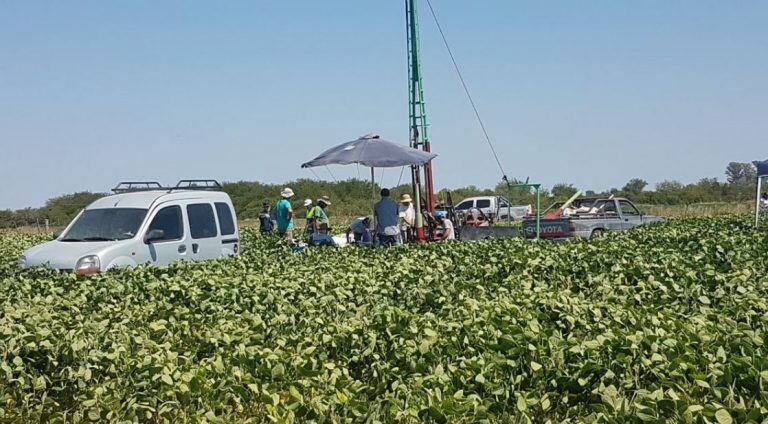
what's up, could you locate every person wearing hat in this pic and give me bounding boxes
[275,187,295,243]
[398,193,415,243]
[303,199,315,239]
[310,196,335,246]
[434,211,456,241]
[258,202,274,235]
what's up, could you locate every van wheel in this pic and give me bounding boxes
[590,229,605,240]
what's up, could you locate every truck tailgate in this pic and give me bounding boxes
[522,218,572,239]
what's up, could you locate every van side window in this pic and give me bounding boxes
[215,202,236,236]
[147,206,183,241]
[187,203,218,239]
[476,199,491,209]
[455,201,473,210]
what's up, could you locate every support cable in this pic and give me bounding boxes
[424,0,508,182]
[324,165,338,183]
[308,167,322,181]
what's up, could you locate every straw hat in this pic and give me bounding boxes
[317,196,332,206]
[400,193,413,203]
[280,187,295,198]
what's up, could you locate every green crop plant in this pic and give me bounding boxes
[0,216,767,423]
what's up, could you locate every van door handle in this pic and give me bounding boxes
[192,243,199,254]
[178,244,187,253]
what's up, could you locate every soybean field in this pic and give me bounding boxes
[1,216,767,423]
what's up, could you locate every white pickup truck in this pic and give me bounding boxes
[522,197,664,240]
[454,196,532,222]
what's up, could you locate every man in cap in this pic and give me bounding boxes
[310,196,335,246]
[374,188,400,247]
[434,211,456,241]
[398,193,415,243]
[275,187,295,243]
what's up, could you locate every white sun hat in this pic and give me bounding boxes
[281,187,295,198]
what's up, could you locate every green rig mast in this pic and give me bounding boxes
[406,0,435,241]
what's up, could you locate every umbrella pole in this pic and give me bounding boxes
[757,176,763,228]
[371,167,377,233]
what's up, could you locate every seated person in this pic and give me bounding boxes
[310,197,335,246]
[346,217,373,246]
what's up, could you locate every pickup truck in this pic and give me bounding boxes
[454,196,532,222]
[522,197,664,240]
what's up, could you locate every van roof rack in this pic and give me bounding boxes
[170,180,222,191]
[111,180,223,193]
[111,182,164,193]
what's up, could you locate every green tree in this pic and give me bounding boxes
[725,162,756,186]
[551,183,578,201]
[622,178,648,195]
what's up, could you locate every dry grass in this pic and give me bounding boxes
[637,202,753,218]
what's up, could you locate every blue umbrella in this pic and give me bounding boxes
[302,134,437,231]
[754,159,768,177]
[301,134,436,168]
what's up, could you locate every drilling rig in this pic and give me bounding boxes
[406,0,436,241]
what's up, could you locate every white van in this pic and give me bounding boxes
[20,180,239,274]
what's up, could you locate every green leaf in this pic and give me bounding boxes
[33,376,46,390]
[272,363,285,378]
[516,395,527,412]
[530,361,542,372]
[715,409,732,424]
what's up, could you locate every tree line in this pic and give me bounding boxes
[0,162,759,229]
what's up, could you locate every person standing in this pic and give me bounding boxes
[258,202,274,235]
[303,199,315,239]
[434,211,456,241]
[398,193,415,243]
[374,188,400,247]
[275,188,295,243]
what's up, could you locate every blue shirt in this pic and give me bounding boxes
[374,198,399,234]
[275,199,294,233]
[349,217,367,234]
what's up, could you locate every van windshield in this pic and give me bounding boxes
[61,208,148,242]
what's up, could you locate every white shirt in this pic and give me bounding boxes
[398,203,415,229]
[442,219,455,240]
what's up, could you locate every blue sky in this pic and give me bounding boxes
[1,1,766,209]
